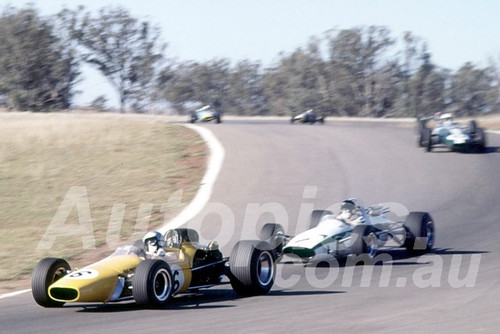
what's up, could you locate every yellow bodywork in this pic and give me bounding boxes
[48,243,200,303]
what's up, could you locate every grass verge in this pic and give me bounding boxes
[0,112,206,289]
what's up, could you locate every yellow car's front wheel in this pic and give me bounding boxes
[32,258,70,307]
[133,260,173,308]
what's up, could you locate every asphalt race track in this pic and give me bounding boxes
[2,118,500,333]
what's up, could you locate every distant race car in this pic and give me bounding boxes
[32,228,275,308]
[417,113,486,152]
[259,198,435,262]
[190,105,222,123]
[290,109,325,124]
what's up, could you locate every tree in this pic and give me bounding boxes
[449,62,493,116]
[156,62,196,114]
[262,39,328,116]
[0,6,79,111]
[325,26,395,117]
[62,6,165,112]
[227,60,266,115]
[409,49,435,117]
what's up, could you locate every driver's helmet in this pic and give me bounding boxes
[339,199,358,221]
[440,113,453,125]
[143,231,165,254]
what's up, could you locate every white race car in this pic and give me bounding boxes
[259,198,435,262]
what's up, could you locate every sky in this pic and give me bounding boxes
[2,0,500,107]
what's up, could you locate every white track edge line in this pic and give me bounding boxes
[158,124,225,233]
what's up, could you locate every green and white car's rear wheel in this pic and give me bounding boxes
[404,212,435,254]
[32,258,70,308]
[229,240,275,296]
[133,260,173,307]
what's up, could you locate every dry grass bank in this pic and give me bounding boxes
[0,112,206,287]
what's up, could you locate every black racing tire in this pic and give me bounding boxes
[404,212,435,254]
[133,260,173,307]
[259,223,285,256]
[418,129,424,147]
[350,225,378,258]
[474,127,486,153]
[228,240,275,296]
[309,210,333,229]
[423,128,432,152]
[469,120,477,134]
[418,128,428,147]
[31,258,70,308]
[417,119,427,133]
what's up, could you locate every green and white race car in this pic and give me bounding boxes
[259,198,435,263]
[417,113,486,152]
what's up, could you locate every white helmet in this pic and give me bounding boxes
[340,199,357,220]
[143,231,165,253]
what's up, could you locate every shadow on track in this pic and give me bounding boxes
[484,146,500,153]
[430,248,489,255]
[75,288,342,313]
[425,146,500,154]
[287,247,489,268]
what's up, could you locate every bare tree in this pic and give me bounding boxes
[61,6,165,112]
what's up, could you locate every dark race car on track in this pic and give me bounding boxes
[290,109,325,124]
[190,105,222,123]
[32,228,275,308]
[259,198,435,263]
[417,113,486,152]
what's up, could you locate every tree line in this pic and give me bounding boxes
[0,5,498,117]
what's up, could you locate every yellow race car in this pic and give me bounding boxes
[32,228,275,308]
